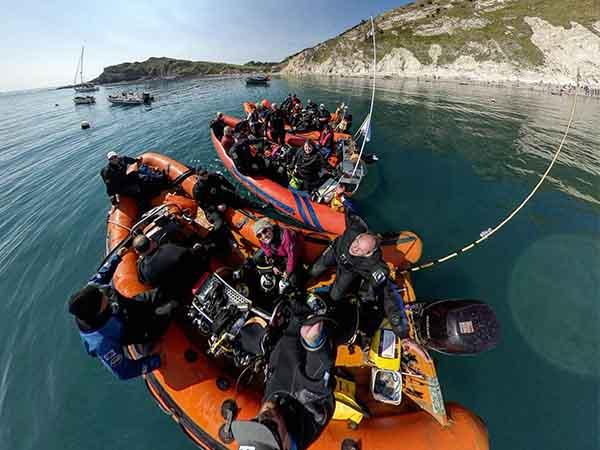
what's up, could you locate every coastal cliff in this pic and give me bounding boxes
[282,0,600,87]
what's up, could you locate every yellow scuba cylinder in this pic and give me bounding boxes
[368,319,403,405]
[368,319,402,370]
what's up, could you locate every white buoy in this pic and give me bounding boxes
[81,121,90,129]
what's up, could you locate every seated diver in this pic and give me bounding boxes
[318,123,335,158]
[289,104,303,129]
[247,107,264,137]
[249,217,303,292]
[192,167,250,230]
[232,313,335,450]
[265,103,286,146]
[291,93,302,109]
[280,93,293,113]
[100,151,143,205]
[308,210,409,338]
[229,133,265,175]
[100,151,167,206]
[210,112,226,140]
[290,139,329,193]
[68,247,176,380]
[133,234,208,298]
[221,126,235,151]
[317,103,331,129]
[305,99,318,113]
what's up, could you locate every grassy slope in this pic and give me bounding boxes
[93,57,276,84]
[304,0,597,68]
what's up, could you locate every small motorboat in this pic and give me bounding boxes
[101,152,495,450]
[108,92,154,105]
[246,75,271,86]
[73,95,95,105]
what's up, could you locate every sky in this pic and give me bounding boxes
[0,0,410,91]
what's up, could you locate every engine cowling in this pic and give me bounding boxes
[417,299,500,355]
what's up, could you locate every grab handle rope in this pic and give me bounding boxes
[403,70,580,274]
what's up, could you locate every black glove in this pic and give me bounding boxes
[388,312,409,339]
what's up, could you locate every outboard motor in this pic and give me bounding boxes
[143,93,152,104]
[415,299,500,355]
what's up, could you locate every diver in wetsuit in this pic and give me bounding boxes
[100,151,143,205]
[232,313,335,450]
[68,248,176,380]
[210,112,226,140]
[309,211,409,338]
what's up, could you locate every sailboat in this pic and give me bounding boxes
[73,46,99,93]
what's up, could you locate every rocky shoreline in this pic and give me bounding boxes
[283,72,600,99]
[282,1,600,92]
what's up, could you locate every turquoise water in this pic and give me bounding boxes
[0,76,598,450]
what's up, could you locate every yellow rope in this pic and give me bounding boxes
[403,71,581,274]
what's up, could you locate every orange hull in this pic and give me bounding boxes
[214,122,349,234]
[105,153,488,450]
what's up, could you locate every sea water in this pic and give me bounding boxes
[0,76,597,450]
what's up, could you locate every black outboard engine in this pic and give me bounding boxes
[415,299,500,355]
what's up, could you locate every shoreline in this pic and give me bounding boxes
[280,72,600,99]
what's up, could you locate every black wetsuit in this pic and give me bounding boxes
[292,149,326,192]
[247,110,263,137]
[318,107,331,128]
[263,315,336,450]
[306,101,318,114]
[281,96,293,113]
[100,156,141,200]
[309,211,409,338]
[229,137,264,175]
[210,118,226,140]
[193,173,247,230]
[266,109,286,145]
[137,243,207,297]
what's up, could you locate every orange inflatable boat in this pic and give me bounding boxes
[212,122,355,234]
[104,152,491,450]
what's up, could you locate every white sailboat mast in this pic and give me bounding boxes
[80,46,85,84]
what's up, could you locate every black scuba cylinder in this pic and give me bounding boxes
[416,299,500,355]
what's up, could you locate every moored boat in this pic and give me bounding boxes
[246,75,271,86]
[103,152,492,450]
[108,92,154,105]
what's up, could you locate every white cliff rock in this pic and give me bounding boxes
[525,17,600,85]
[282,2,600,88]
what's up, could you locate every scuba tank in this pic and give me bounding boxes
[412,299,500,355]
[288,168,303,190]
